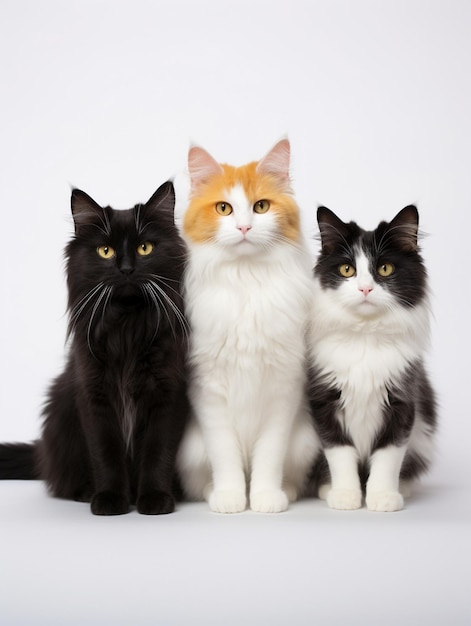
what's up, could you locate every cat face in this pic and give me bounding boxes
[66,181,185,336]
[315,205,427,319]
[182,139,301,257]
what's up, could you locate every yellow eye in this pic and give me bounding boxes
[137,241,154,256]
[339,264,356,278]
[253,199,270,214]
[215,202,233,216]
[97,245,115,259]
[377,263,395,277]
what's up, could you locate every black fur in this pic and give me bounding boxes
[0,182,189,515]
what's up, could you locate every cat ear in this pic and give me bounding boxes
[388,205,419,252]
[188,146,223,190]
[71,189,108,235]
[256,138,290,183]
[317,206,350,254]
[144,180,176,219]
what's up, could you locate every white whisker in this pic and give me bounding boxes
[147,280,189,343]
[68,282,105,338]
[86,285,111,358]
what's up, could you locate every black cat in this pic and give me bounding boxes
[0,181,189,515]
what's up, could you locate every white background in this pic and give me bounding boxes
[0,1,470,624]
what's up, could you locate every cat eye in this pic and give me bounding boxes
[338,264,356,278]
[377,263,395,277]
[97,245,116,259]
[253,199,270,214]
[215,202,233,216]
[137,241,154,256]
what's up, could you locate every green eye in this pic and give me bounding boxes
[137,241,154,256]
[253,199,270,214]
[339,264,356,278]
[377,263,395,277]
[97,245,115,259]
[215,202,233,216]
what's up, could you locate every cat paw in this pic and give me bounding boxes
[91,491,130,516]
[366,491,404,512]
[327,488,362,510]
[208,489,246,514]
[250,489,289,513]
[137,491,175,515]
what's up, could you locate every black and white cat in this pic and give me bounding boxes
[308,205,437,511]
[0,182,189,515]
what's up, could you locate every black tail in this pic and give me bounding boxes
[0,442,40,479]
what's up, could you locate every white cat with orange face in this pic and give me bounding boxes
[177,139,319,513]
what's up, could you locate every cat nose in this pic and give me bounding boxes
[119,260,135,275]
[238,225,252,235]
[359,286,373,296]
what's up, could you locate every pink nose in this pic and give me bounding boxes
[238,225,252,236]
[359,286,373,297]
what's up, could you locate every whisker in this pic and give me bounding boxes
[86,285,111,358]
[141,283,162,345]
[100,285,114,327]
[148,274,183,299]
[68,282,105,338]
[147,280,189,343]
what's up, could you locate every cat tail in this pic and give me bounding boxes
[0,442,41,479]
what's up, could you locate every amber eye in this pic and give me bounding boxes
[215,202,233,216]
[377,263,395,277]
[137,241,154,256]
[339,264,356,278]
[97,245,115,259]
[253,199,270,214]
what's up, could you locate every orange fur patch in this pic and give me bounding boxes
[183,160,301,244]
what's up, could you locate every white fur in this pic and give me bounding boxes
[366,445,407,511]
[324,446,362,510]
[177,193,319,513]
[309,249,432,510]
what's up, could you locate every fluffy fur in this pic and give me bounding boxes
[0,182,189,515]
[308,205,437,511]
[310,206,436,511]
[177,139,319,513]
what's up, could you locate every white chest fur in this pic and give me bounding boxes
[185,244,312,366]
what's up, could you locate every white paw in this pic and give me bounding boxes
[250,489,289,513]
[318,483,331,501]
[208,489,246,514]
[366,490,404,512]
[327,488,362,510]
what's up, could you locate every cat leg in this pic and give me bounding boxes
[366,445,407,512]
[323,446,362,510]
[77,391,130,516]
[197,398,246,513]
[249,399,298,513]
[134,383,189,515]
[206,422,247,514]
